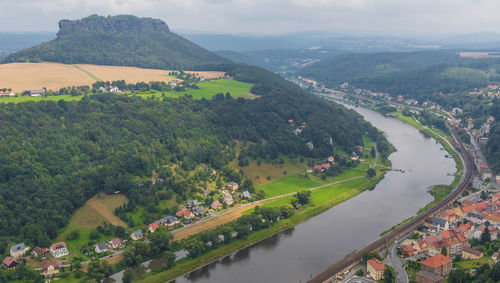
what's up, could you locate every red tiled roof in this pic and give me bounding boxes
[110,238,121,247]
[2,256,17,267]
[441,230,452,239]
[421,254,452,269]
[462,206,474,213]
[367,258,386,271]
[42,261,59,271]
[149,223,159,231]
[50,242,67,251]
[313,165,322,171]
[457,233,468,243]
[321,163,331,169]
[444,209,456,216]
[425,235,438,245]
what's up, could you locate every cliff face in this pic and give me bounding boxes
[57,15,170,38]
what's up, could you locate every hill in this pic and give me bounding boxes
[1,15,228,70]
[299,50,500,100]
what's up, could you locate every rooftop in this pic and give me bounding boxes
[421,254,452,269]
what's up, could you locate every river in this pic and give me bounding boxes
[170,104,456,283]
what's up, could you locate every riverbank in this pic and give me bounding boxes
[138,166,388,282]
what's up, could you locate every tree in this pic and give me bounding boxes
[294,190,311,206]
[66,230,80,241]
[481,227,491,244]
[149,226,174,254]
[184,238,205,258]
[87,260,104,281]
[123,269,133,283]
[383,267,394,283]
[114,226,126,238]
[491,261,500,281]
[441,247,448,257]
[164,251,176,269]
[448,268,471,283]
[367,168,376,177]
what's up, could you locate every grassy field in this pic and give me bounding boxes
[258,174,321,198]
[454,256,491,269]
[54,194,128,258]
[0,94,84,104]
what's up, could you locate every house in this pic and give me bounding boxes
[328,156,335,163]
[50,242,69,258]
[160,216,180,228]
[292,128,302,135]
[31,247,47,258]
[95,243,108,254]
[41,261,59,277]
[108,238,123,249]
[306,142,314,150]
[321,163,331,170]
[431,216,449,230]
[313,165,323,171]
[131,230,144,241]
[211,200,222,210]
[462,247,484,260]
[288,119,295,125]
[227,182,239,191]
[397,95,404,101]
[242,191,251,199]
[465,211,484,224]
[2,256,19,269]
[492,192,500,203]
[367,258,386,280]
[458,222,474,238]
[10,243,28,259]
[176,208,194,219]
[149,223,159,233]
[186,200,201,207]
[416,254,452,283]
[192,206,206,215]
[23,89,46,96]
[485,213,500,225]
[355,145,364,153]
[224,194,234,205]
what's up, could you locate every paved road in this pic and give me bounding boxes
[344,276,378,283]
[386,237,408,283]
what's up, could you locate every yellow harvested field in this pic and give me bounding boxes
[0,62,225,92]
[0,63,94,92]
[172,203,260,241]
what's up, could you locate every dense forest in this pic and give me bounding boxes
[1,15,228,70]
[0,63,384,245]
[299,50,500,100]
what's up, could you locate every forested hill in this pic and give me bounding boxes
[299,50,500,100]
[1,15,228,70]
[0,62,386,244]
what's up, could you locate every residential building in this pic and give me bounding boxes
[192,206,206,215]
[31,247,47,258]
[149,223,159,233]
[416,254,452,283]
[367,258,386,280]
[211,199,222,210]
[108,238,123,249]
[160,216,179,228]
[50,242,69,258]
[242,191,251,199]
[2,256,19,269]
[95,243,108,253]
[23,89,46,96]
[227,182,239,191]
[328,156,335,163]
[41,261,59,277]
[306,142,314,150]
[462,247,484,260]
[176,208,194,219]
[10,243,28,259]
[431,217,449,230]
[131,230,144,241]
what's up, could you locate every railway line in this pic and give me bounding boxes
[308,128,474,283]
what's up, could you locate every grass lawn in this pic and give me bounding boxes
[454,256,491,269]
[0,94,83,104]
[363,135,374,148]
[258,174,321,198]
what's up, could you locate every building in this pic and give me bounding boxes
[416,254,452,283]
[462,247,484,260]
[50,242,69,258]
[192,206,206,215]
[367,258,386,280]
[10,243,28,259]
[95,243,108,254]
[23,89,46,96]
[31,247,47,258]
[211,199,222,210]
[108,238,123,249]
[176,208,195,219]
[242,191,251,199]
[2,256,19,269]
[431,217,449,230]
[160,216,179,228]
[306,142,314,150]
[41,261,59,277]
[131,230,144,241]
[227,182,239,191]
[149,223,159,233]
[328,156,335,163]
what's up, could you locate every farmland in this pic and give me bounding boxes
[0,62,225,92]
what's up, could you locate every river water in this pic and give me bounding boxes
[172,104,456,283]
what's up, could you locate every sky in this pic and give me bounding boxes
[1,0,500,35]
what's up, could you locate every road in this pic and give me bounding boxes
[308,128,474,283]
[386,237,408,283]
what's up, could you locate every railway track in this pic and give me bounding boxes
[308,129,474,283]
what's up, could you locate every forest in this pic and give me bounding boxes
[0,63,385,246]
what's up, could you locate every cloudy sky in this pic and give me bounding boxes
[1,0,499,35]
